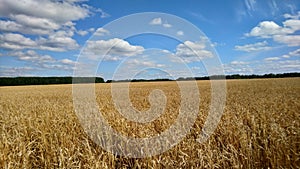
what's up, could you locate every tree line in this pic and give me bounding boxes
[177,72,300,81]
[0,77,104,86]
[0,72,299,86]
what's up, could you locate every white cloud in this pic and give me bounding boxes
[60,58,76,65]
[149,17,162,25]
[77,30,89,36]
[9,50,55,63]
[281,55,290,58]
[85,38,144,60]
[283,19,300,31]
[246,21,292,37]
[230,61,249,65]
[283,11,300,19]
[273,60,300,71]
[149,17,172,28]
[224,65,252,74]
[0,66,36,77]
[0,33,37,50]
[0,0,98,36]
[38,30,79,51]
[163,23,172,28]
[280,48,300,59]
[277,61,299,69]
[0,19,55,35]
[126,59,165,68]
[235,41,272,52]
[63,0,88,3]
[289,48,300,56]
[176,31,184,36]
[94,28,110,36]
[246,12,300,46]
[264,57,281,61]
[222,60,252,74]
[0,0,90,25]
[88,28,95,32]
[0,0,108,52]
[224,59,300,75]
[11,14,60,30]
[175,41,213,62]
[7,50,76,72]
[0,20,23,32]
[0,31,79,52]
[97,8,110,18]
[0,0,110,76]
[273,35,300,47]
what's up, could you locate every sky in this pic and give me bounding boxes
[0,0,299,80]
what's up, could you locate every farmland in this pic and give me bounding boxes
[0,78,299,168]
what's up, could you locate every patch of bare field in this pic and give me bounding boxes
[0,78,299,168]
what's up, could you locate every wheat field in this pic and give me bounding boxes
[0,78,299,168]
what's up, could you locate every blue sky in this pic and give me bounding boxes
[0,0,299,80]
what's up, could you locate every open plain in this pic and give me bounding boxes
[0,78,299,168]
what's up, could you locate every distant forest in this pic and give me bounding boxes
[0,77,104,86]
[0,72,299,86]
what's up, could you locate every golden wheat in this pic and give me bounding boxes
[0,78,299,168]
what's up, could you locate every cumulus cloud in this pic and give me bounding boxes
[149,17,162,25]
[245,12,300,46]
[6,50,76,73]
[0,31,79,52]
[273,35,300,47]
[83,38,213,65]
[283,11,300,19]
[125,59,165,68]
[11,14,61,30]
[266,60,300,72]
[9,50,55,63]
[222,60,252,74]
[224,60,252,74]
[0,0,110,76]
[289,48,300,56]
[163,23,172,28]
[0,0,90,24]
[0,0,94,35]
[0,66,35,77]
[235,41,272,52]
[230,61,249,65]
[149,17,172,28]
[0,0,108,52]
[85,38,144,60]
[224,59,300,75]
[97,8,110,18]
[60,58,76,65]
[38,30,79,51]
[175,41,213,62]
[94,28,110,36]
[279,48,300,59]
[0,19,56,35]
[176,31,184,36]
[0,33,37,50]
[281,55,290,58]
[264,57,281,61]
[283,19,300,31]
[77,30,89,36]
[246,21,293,37]
[88,28,95,32]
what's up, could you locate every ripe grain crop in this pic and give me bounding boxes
[0,78,299,168]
